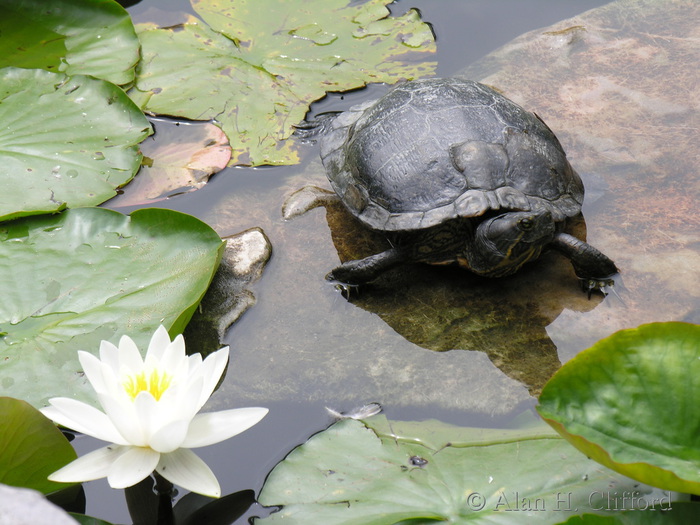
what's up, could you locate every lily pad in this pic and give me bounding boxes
[0,397,77,494]
[258,416,669,524]
[129,0,436,166]
[538,322,700,494]
[0,0,140,86]
[107,119,231,207]
[555,504,700,525]
[0,207,224,409]
[70,516,114,525]
[0,67,152,222]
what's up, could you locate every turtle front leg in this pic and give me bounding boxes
[327,248,405,285]
[550,233,618,297]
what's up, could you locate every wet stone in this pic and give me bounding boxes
[199,0,698,417]
[458,0,700,355]
[184,227,272,354]
[0,483,78,525]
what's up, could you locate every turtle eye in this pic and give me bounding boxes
[519,217,534,231]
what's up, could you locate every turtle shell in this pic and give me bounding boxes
[319,78,584,232]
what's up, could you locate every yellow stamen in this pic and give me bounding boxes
[123,369,172,401]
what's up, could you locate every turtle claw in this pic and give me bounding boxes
[325,272,360,298]
[579,275,619,300]
[335,281,360,299]
[580,277,612,298]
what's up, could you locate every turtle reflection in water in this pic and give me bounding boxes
[289,78,618,295]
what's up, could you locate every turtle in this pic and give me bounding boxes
[293,77,618,294]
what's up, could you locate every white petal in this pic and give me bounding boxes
[98,340,121,373]
[147,325,172,360]
[156,448,220,498]
[166,333,186,360]
[77,351,108,394]
[133,390,158,442]
[98,362,125,403]
[151,382,185,423]
[117,334,144,373]
[48,444,128,483]
[195,347,229,410]
[40,399,127,445]
[149,419,190,453]
[186,352,203,371]
[107,446,160,489]
[205,346,229,383]
[181,407,268,448]
[177,375,205,421]
[158,335,188,379]
[98,393,144,446]
[183,358,203,393]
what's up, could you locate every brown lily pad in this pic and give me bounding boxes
[107,118,231,207]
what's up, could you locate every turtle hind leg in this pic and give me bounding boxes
[550,232,619,297]
[326,248,405,285]
[282,185,338,220]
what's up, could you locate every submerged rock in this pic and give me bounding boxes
[276,0,699,396]
[459,0,699,357]
[303,194,598,395]
[203,0,698,414]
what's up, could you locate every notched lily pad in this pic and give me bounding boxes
[129,0,436,166]
[538,322,700,495]
[258,416,669,524]
[0,67,152,222]
[0,0,140,85]
[0,207,224,408]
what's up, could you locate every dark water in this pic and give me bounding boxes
[82,1,616,523]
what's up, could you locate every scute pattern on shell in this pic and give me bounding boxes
[319,78,584,232]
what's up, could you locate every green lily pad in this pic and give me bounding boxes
[0,0,140,85]
[129,0,436,166]
[0,397,77,494]
[70,515,115,525]
[538,322,700,494]
[554,503,700,525]
[0,67,152,222]
[0,207,224,409]
[257,416,669,524]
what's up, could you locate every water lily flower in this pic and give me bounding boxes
[40,326,268,498]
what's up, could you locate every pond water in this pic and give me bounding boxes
[73,0,699,523]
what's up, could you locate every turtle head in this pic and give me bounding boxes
[467,210,555,276]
